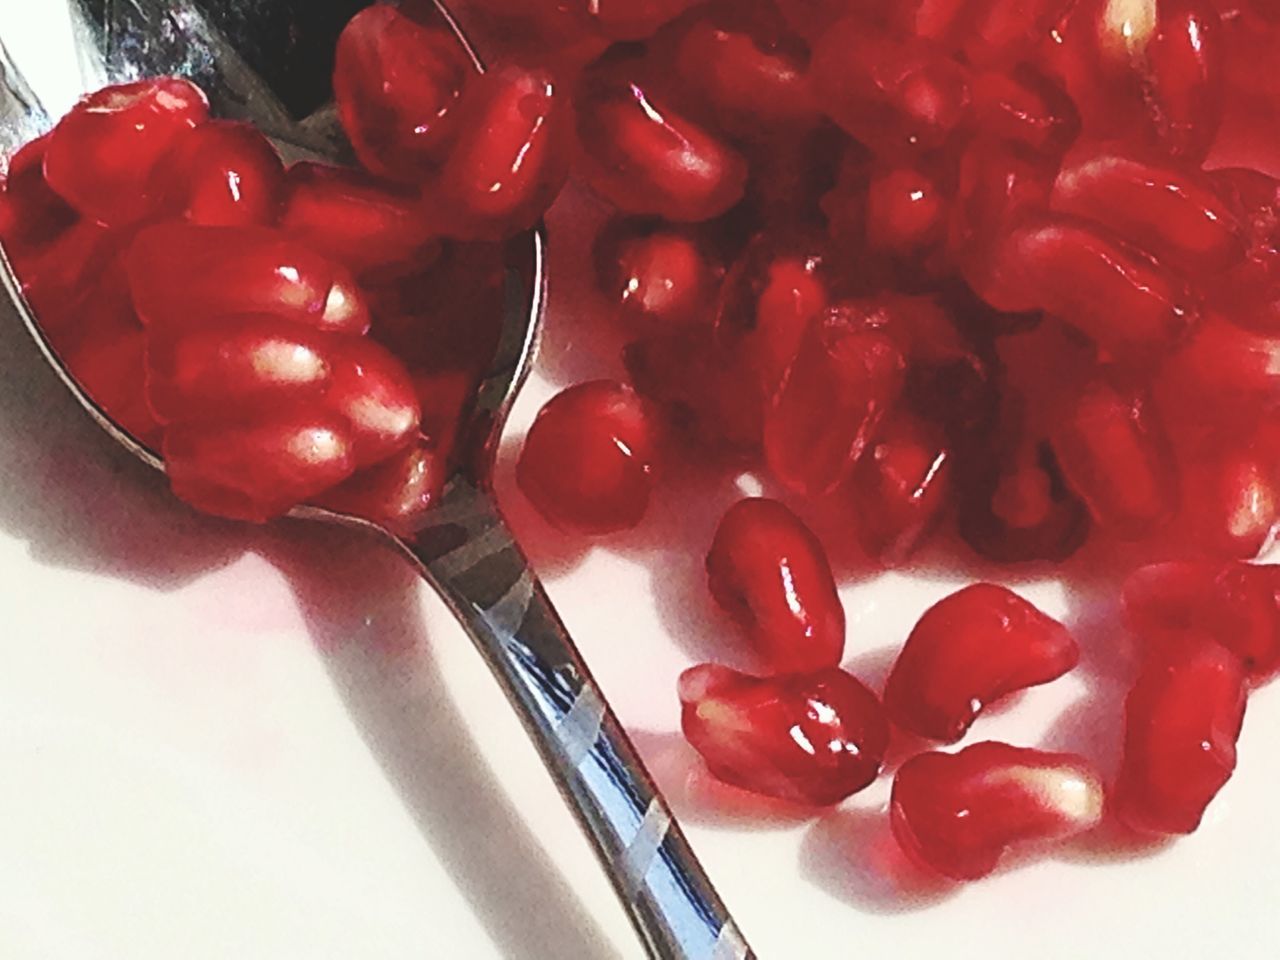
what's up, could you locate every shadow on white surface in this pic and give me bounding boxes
[0,301,248,587]
[266,526,622,960]
[0,297,620,959]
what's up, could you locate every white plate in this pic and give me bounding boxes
[2,3,1279,958]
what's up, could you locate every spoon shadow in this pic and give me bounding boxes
[1,297,621,959]
[0,299,247,587]
[264,524,623,960]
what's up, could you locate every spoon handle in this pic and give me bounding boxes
[395,479,754,960]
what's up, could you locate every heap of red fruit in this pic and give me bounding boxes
[4,0,1280,884]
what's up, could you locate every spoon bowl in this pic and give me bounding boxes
[0,2,752,957]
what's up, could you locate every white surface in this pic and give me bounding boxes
[2,2,1279,958]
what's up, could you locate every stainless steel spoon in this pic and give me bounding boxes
[0,2,754,957]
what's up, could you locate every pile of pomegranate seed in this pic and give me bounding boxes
[5,0,1280,883]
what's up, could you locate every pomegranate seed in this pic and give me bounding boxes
[412,367,476,458]
[811,16,970,157]
[717,234,830,398]
[1051,142,1241,276]
[574,57,749,223]
[1048,380,1178,538]
[948,139,1054,296]
[333,4,473,182]
[957,406,1093,564]
[679,663,889,806]
[978,215,1199,356]
[6,219,121,336]
[367,241,507,372]
[905,0,1073,68]
[280,162,437,275]
[147,120,285,227]
[1124,561,1280,679]
[763,321,905,496]
[594,219,723,329]
[43,77,209,226]
[1177,443,1280,560]
[126,224,370,335]
[164,412,357,523]
[145,317,335,425]
[865,165,949,255]
[1158,313,1280,411]
[775,0,890,39]
[0,133,78,250]
[1113,633,1247,835]
[706,498,846,674]
[517,381,657,534]
[850,412,953,563]
[891,742,1104,881]
[1044,0,1224,160]
[62,311,161,447]
[968,63,1081,156]
[314,443,447,527]
[623,329,764,455]
[884,583,1079,742]
[585,0,702,40]
[666,5,818,134]
[1205,168,1280,331]
[322,338,422,468]
[431,64,570,240]
[464,1,609,80]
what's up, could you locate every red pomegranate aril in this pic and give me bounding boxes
[148,120,285,227]
[595,219,722,329]
[884,583,1079,742]
[978,216,1198,356]
[1045,0,1224,161]
[763,323,904,496]
[905,0,1074,67]
[333,4,473,182]
[1157,313,1280,407]
[575,55,749,222]
[890,742,1104,881]
[145,317,333,425]
[314,443,447,527]
[1124,561,1280,679]
[718,234,830,397]
[1051,143,1241,275]
[865,165,948,255]
[322,338,422,468]
[1113,633,1247,835]
[811,17,970,157]
[164,411,357,523]
[1204,168,1280,331]
[7,220,121,335]
[1178,446,1280,560]
[280,162,437,275]
[679,663,889,806]
[949,139,1054,290]
[43,77,209,226]
[775,0,890,38]
[668,6,818,133]
[63,319,162,448]
[517,381,657,534]
[465,2,609,80]
[433,64,570,240]
[706,498,845,674]
[0,134,78,249]
[586,0,702,40]
[1049,381,1177,537]
[126,224,370,335]
[623,329,764,455]
[968,63,1081,156]
[851,412,953,563]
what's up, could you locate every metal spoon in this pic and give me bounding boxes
[0,2,754,957]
